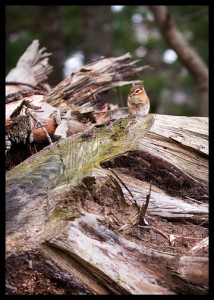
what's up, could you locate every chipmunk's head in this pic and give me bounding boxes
[129,82,145,96]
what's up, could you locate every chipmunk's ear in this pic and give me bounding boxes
[132,83,136,87]
[140,81,144,88]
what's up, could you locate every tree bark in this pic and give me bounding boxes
[149,6,208,117]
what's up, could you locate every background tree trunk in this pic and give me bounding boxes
[39,6,65,86]
[149,5,209,117]
[83,6,113,63]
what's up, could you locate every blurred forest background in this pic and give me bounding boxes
[6,5,208,116]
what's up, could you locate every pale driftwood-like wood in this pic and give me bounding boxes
[144,115,208,181]
[43,213,176,295]
[188,237,208,255]
[174,256,208,286]
[42,211,208,294]
[6,114,208,294]
[107,171,208,221]
[6,40,53,95]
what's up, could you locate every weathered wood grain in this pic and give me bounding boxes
[6,114,208,294]
[6,40,52,95]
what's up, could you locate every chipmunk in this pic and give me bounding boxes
[127,82,150,116]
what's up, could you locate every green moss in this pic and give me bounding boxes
[6,148,61,184]
[45,195,81,238]
[58,116,143,185]
[6,115,154,190]
[48,205,80,223]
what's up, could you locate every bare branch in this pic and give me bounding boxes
[149,6,208,116]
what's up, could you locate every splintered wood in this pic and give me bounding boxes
[6,115,208,295]
[6,41,208,295]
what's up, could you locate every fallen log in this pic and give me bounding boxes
[6,114,208,295]
[6,41,208,295]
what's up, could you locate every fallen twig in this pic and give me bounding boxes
[109,168,133,198]
[138,181,152,219]
[9,99,41,119]
[138,225,169,240]
[5,89,46,104]
[93,107,128,114]
[188,237,208,254]
[107,174,125,203]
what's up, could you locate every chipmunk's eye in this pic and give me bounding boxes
[135,89,141,94]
